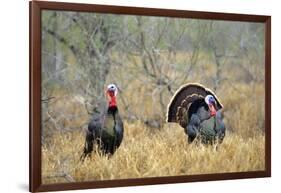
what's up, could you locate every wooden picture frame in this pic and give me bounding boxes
[30,0,271,192]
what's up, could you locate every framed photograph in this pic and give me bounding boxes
[30,0,271,192]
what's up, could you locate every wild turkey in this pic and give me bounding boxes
[81,84,124,160]
[166,83,226,144]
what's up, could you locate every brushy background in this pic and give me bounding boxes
[41,10,265,184]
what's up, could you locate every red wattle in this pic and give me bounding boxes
[109,96,117,107]
[209,105,216,116]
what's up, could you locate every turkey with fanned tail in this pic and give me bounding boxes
[166,83,226,144]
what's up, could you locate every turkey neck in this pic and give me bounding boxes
[107,106,118,120]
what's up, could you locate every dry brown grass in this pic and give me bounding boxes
[42,120,265,184]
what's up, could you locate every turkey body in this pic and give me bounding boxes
[81,106,123,160]
[186,101,225,144]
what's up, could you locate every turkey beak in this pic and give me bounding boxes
[209,103,217,116]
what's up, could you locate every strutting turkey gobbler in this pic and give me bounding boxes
[166,83,226,144]
[81,84,124,160]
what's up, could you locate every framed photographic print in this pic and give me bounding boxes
[29,0,271,192]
